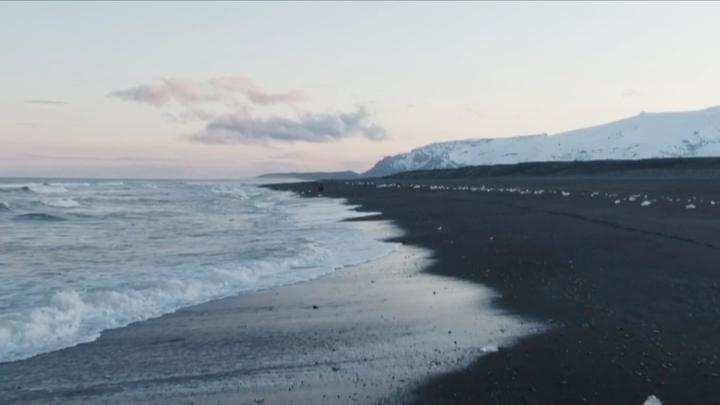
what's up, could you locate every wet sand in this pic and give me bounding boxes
[268,172,720,404]
[0,219,540,404]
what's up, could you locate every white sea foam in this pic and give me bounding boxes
[1,239,396,364]
[97,181,124,186]
[31,184,69,194]
[39,198,81,208]
[0,183,29,191]
[0,183,68,194]
[0,182,399,364]
[49,182,90,188]
[1,247,361,363]
[210,185,250,199]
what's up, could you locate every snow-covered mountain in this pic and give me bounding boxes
[363,106,720,177]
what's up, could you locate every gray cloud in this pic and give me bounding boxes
[24,100,67,105]
[108,76,305,120]
[622,89,643,99]
[186,106,387,145]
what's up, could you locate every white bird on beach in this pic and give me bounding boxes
[644,394,662,405]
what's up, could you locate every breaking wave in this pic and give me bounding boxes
[49,182,90,188]
[0,183,68,194]
[0,181,399,363]
[38,198,82,208]
[14,213,66,222]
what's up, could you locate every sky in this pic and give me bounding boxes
[2,1,720,179]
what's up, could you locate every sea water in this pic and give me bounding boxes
[0,179,398,363]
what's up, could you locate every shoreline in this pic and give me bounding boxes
[0,200,540,404]
[266,175,720,404]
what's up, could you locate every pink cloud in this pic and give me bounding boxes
[108,76,305,118]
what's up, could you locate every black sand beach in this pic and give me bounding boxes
[3,165,720,404]
[267,169,720,404]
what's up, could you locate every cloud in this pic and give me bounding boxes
[465,104,484,117]
[24,100,67,105]
[186,106,388,145]
[109,76,389,145]
[108,76,305,120]
[622,89,643,99]
[208,76,304,106]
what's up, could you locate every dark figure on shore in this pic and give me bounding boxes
[318,184,324,193]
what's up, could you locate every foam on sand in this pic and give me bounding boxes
[0,218,546,405]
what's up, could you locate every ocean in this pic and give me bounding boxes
[0,178,399,364]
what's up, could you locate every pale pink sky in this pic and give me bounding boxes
[2,2,720,178]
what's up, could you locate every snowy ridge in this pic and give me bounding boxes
[364,106,720,177]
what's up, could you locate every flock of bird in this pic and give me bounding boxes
[343,181,714,210]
